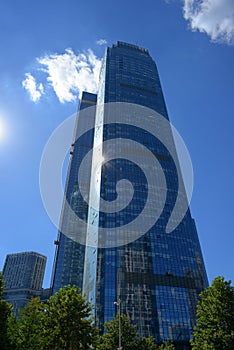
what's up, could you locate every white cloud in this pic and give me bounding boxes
[183,0,234,44]
[22,73,44,102]
[38,48,102,103]
[96,39,107,45]
[22,49,102,103]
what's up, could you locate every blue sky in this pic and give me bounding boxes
[0,0,234,288]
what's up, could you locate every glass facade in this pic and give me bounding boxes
[3,251,46,314]
[51,42,208,348]
[51,91,97,293]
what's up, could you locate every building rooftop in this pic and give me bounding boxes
[113,41,149,55]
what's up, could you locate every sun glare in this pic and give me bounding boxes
[0,118,7,142]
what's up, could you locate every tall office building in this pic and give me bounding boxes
[3,251,46,313]
[52,42,208,348]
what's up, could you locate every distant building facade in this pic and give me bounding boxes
[3,251,46,313]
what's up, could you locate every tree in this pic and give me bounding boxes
[191,276,234,350]
[8,297,46,350]
[44,285,98,349]
[136,336,156,350]
[98,313,156,350]
[98,313,137,350]
[8,285,98,350]
[0,272,12,350]
[158,340,175,349]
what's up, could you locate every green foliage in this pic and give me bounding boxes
[98,313,137,350]
[0,272,13,350]
[158,340,175,349]
[44,285,98,349]
[98,313,156,350]
[191,276,234,350]
[8,297,46,350]
[136,336,156,350]
[8,285,98,350]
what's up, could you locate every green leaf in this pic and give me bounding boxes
[191,276,234,350]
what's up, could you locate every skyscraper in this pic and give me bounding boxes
[3,251,46,313]
[51,42,208,348]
